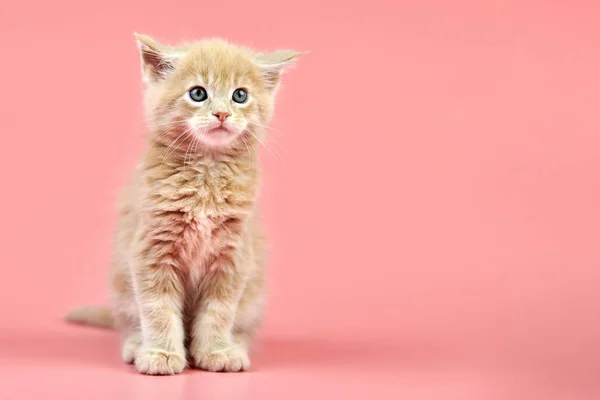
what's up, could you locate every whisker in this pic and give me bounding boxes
[160,126,195,168]
[250,122,281,133]
[184,134,199,173]
[242,134,261,171]
[246,130,282,160]
[147,126,181,150]
[192,134,201,154]
[247,123,288,156]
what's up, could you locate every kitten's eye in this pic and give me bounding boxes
[232,88,248,104]
[189,86,208,102]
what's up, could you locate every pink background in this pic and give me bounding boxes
[1,1,599,399]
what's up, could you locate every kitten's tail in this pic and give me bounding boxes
[65,306,115,329]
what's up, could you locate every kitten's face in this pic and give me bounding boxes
[180,83,254,147]
[136,35,300,151]
[151,45,266,149]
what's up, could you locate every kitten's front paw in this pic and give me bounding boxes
[193,345,250,372]
[135,349,186,375]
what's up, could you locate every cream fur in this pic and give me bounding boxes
[66,34,301,375]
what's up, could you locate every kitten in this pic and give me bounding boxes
[66,34,301,375]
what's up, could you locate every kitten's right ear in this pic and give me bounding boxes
[133,33,179,83]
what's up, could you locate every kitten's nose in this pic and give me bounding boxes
[213,111,230,122]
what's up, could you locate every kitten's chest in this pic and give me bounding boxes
[144,162,254,262]
[187,161,253,210]
[182,174,246,255]
[187,211,221,243]
[183,210,245,289]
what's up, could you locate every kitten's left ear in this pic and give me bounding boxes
[255,50,304,92]
[134,33,180,83]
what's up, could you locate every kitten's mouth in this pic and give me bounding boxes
[207,126,233,135]
[198,125,239,146]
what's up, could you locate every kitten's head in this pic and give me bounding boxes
[135,34,301,151]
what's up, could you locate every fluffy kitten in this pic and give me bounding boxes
[66,34,301,375]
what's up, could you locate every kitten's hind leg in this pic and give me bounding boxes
[110,263,143,365]
[112,305,143,364]
[232,270,266,353]
[121,328,142,364]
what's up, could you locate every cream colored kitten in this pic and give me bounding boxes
[66,34,301,375]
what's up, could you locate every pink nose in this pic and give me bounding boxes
[213,111,230,122]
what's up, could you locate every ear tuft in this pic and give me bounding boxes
[133,33,178,83]
[255,50,304,92]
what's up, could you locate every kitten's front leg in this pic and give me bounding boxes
[132,256,187,375]
[190,252,250,372]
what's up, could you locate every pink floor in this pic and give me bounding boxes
[2,318,599,399]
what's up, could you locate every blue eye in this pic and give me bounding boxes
[232,88,248,104]
[189,86,207,102]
